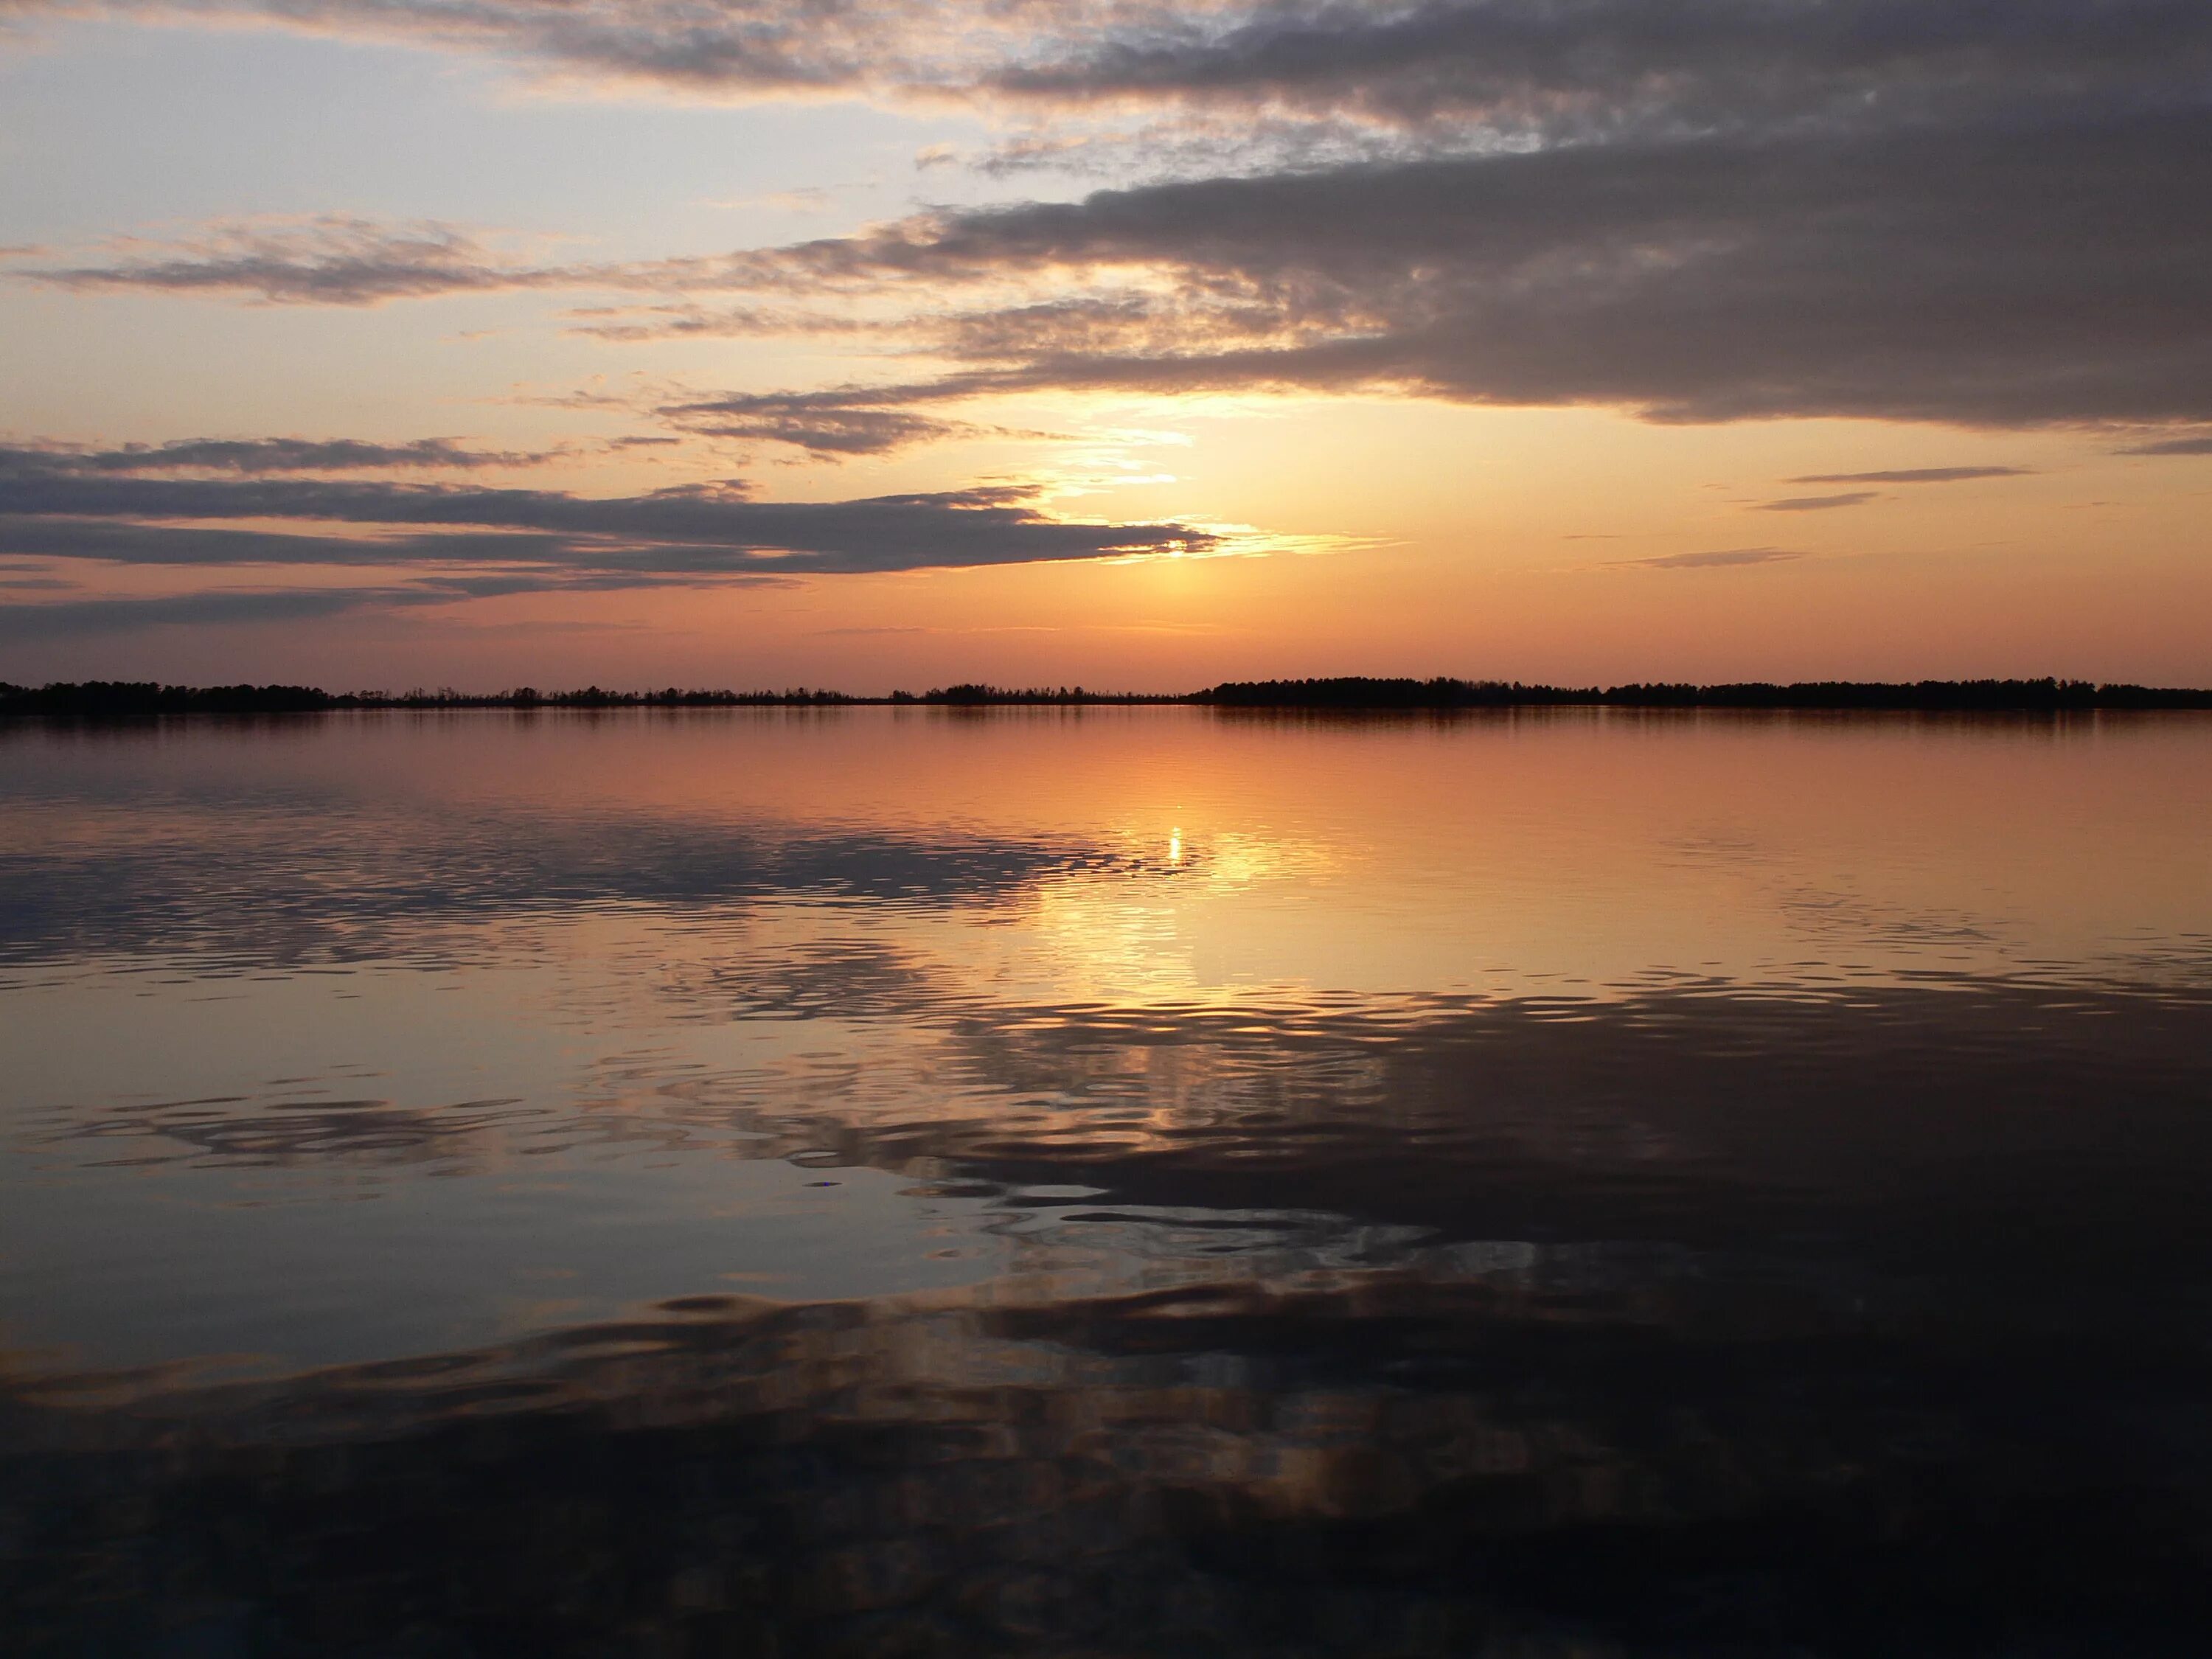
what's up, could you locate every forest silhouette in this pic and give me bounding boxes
[6,675,2212,718]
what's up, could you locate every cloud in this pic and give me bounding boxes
[0,571,792,640]
[560,300,884,343]
[1756,492,1879,512]
[0,438,550,473]
[17,216,892,310]
[0,471,1210,573]
[16,218,618,306]
[0,585,437,640]
[0,518,590,568]
[655,380,1077,457]
[987,0,2212,131]
[0,442,1220,647]
[668,392,976,457]
[4,0,2205,134]
[1787,467,2031,484]
[656,103,2212,431]
[8,4,2207,450]
[2119,434,2212,456]
[1613,546,1806,571]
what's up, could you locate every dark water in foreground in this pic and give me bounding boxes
[4,709,2211,1656]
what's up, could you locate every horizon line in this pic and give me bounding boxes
[8,675,2212,716]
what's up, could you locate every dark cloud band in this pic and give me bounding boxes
[0,451,1217,638]
[14,0,2211,122]
[0,465,1211,572]
[685,100,2211,432]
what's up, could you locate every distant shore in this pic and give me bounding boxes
[7,675,2212,718]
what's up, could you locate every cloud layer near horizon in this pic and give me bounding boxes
[0,447,1217,633]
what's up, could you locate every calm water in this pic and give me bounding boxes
[4,709,2212,1656]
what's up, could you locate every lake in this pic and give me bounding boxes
[4,708,2211,1655]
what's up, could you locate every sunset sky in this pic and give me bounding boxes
[2,0,2208,691]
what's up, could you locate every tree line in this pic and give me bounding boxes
[6,675,2211,718]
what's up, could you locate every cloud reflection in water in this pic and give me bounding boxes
[4,710,2212,1652]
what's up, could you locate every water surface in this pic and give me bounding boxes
[4,709,2211,1655]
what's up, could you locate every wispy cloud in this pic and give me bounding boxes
[0,437,552,473]
[15,218,602,306]
[0,574,768,640]
[0,585,401,640]
[2118,433,2212,456]
[1613,546,1806,571]
[1756,492,1879,512]
[1787,467,2031,484]
[665,391,980,458]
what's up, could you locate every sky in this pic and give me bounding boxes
[1,0,2208,692]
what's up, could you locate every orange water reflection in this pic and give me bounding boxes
[4,710,2212,1652]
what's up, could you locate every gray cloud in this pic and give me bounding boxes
[7,0,2205,133]
[670,392,976,457]
[0,478,1210,573]
[1614,546,1806,571]
[0,518,592,567]
[0,585,439,641]
[2119,434,2212,456]
[1786,467,2031,484]
[1756,492,1879,512]
[0,438,550,473]
[0,451,1215,608]
[990,0,2212,135]
[659,381,1078,457]
[22,218,849,309]
[16,218,599,306]
[560,302,877,341]
[673,102,2212,431]
[0,571,790,640]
